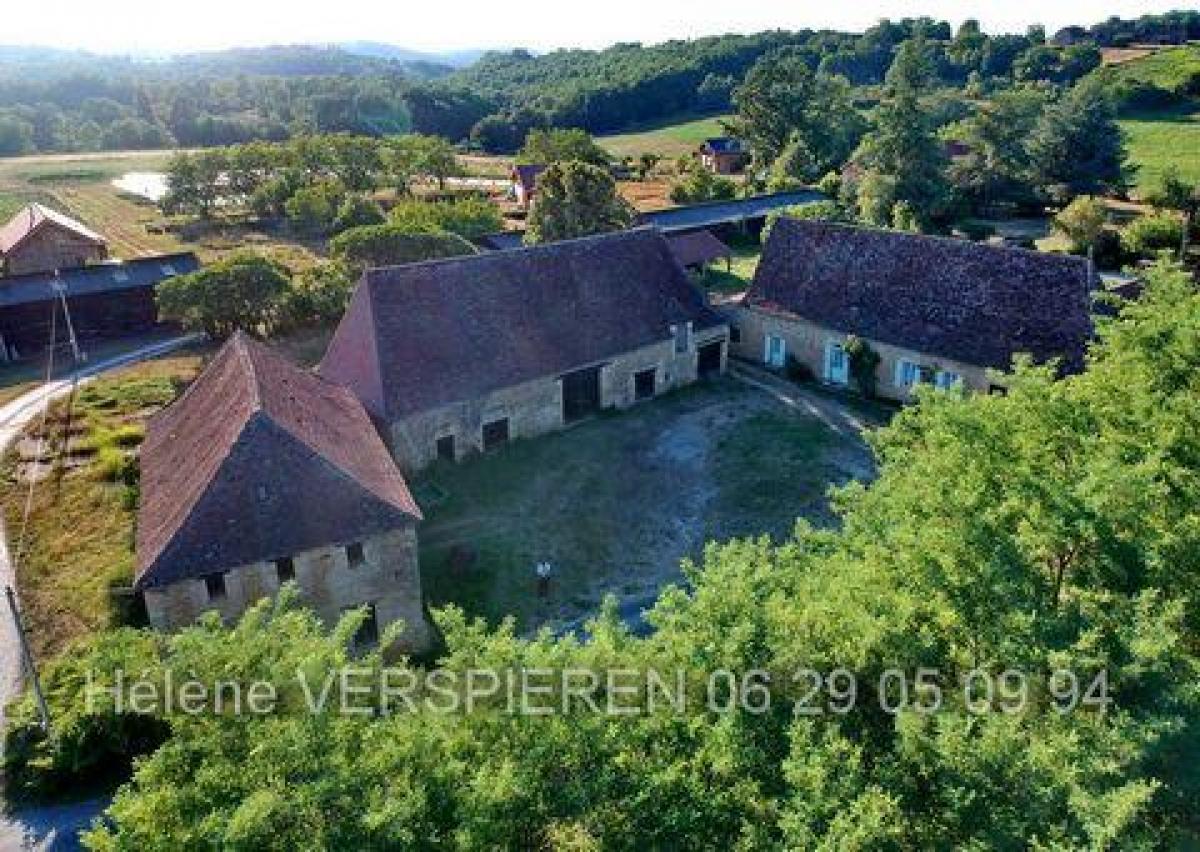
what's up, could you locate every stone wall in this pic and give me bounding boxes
[2,225,107,277]
[388,326,728,472]
[732,306,993,401]
[142,524,435,654]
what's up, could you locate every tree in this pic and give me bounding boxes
[0,114,35,156]
[332,195,386,234]
[518,127,610,167]
[1150,166,1198,258]
[525,162,635,244]
[388,198,503,240]
[854,34,949,228]
[1028,77,1129,202]
[284,179,346,234]
[1121,212,1185,259]
[670,162,738,203]
[329,224,477,273]
[950,87,1048,210]
[1052,196,1108,261]
[731,48,864,178]
[387,134,462,193]
[156,253,290,338]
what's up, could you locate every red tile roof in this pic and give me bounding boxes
[320,227,722,421]
[136,333,420,589]
[747,218,1093,372]
[0,203,106,255]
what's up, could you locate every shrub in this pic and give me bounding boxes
[388,198,503,240]
[332,195,385,234]
[284,179,345,234]
[330,224,477,273]
[844,335,881,398]
[1121,213,1184,258]
[277,261,356,329]
[669,164,738,204]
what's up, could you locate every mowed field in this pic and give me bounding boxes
[1121,107,1200,195]
[0,151,184,258]
[599,114,733,159]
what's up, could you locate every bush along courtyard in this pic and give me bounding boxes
[3,258,1198,847]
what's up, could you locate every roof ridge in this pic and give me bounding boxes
[232,332,266,413]
[363,225,659,282]
[779,217,1091,270]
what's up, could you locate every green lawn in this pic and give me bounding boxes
[700,244,762,294]
[416,378,872,633]
[599,114,734,159]
[1121,106,1200,196]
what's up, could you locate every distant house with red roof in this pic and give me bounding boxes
[136,332,434,652]
[0,203,108,277]
[510,164,547,209]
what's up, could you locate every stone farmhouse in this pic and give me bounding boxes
[510,164,546,210]
[733,218,1094,401]
[697,137,749,175]
[135,332,435,653]
[0,203,108,277]
[320,227,729,473]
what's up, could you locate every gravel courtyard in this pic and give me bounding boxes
[415,374,883,634]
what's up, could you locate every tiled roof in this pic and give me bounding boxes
[0,252,198,308]
[320,227,722,420]
[667,230,731,267]
[0,203,106,255]
[136,333,421,589]
[747,218,1093,372]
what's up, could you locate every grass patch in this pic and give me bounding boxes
[417,379,870,633]
[600,113,733,159]
[1,349,205,659]
[699,243,761,294]
[25,168,112,185]
[1120,106,1200,195]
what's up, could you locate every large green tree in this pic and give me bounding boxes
[1028,77,1129,202]
[518,127,610,167]
[156,253,290,338]
[949,87,1048,209]
[854,34,949,228]
[525,161,635,244]
[731,47,864,179]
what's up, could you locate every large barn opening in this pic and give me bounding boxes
[562,365,603,423]
[697,340,724,377]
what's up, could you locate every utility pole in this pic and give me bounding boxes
[5,584,49,732]
[51,270,84,366]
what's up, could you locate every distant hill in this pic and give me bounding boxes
[1093,44,1200,111]
[339,42,488,69]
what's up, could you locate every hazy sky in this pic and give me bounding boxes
[3,1,1190,54]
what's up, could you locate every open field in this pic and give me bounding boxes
[416,377,875,634]
[1121,107,1200,195]
[599,114,733,159]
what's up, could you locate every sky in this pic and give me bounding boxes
[2,1,1191,55]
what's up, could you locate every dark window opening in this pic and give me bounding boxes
[989,384,1009,396]
[436,434,455,461]
[275,557,294,584]
[673,323,691,354]
[634,368,656,401]
[561,365,603,423]
[346,542,365,567]
[349,603,379,649]
[204,572,227,600]
[697,340,724,376]
[729,325,742,344]
[482,418,510,451]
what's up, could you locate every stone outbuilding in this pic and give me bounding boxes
[733,218,1094,401]
[135,332,434,653]
[320,227,729,472]
[0,203,108,277]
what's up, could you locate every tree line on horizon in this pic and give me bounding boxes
[0,10,1196,157]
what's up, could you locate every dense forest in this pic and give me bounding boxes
[0,10,1196,156]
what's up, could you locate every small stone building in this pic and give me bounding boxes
[734,218,1094,401]
[697,138,749,175]
[0,204,108,277]
[510,164,546,210]
[136,333,434,653]
[320,227,729,472]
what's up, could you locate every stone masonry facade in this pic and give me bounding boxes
[733,306,993,401]
[142,525,435,654]
[2,225,106,277]
[389,325,728,472]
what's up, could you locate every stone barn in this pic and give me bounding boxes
[320,227,729,472]
[0,203,108,277]
[733,218,1094,401]
[136,332,434,654]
